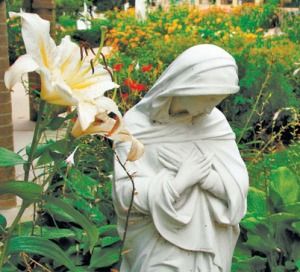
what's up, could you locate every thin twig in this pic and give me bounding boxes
[237,67,272,144]
[22,252,53,272]
[21,252,32,272]
[114,152,136,261]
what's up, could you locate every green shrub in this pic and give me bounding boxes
[233,144,300,271]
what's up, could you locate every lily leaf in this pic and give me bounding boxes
[47,117,66,130]
[26,140,55,160]
[99,224,119,237]
[0,147,26,166]
[101,236,121,247]
[0,214,7,233]
[44,196,98,252]
[14,221,77,240]
[89,246,119,269]
[0,181,42,205]
[7,236,84,272]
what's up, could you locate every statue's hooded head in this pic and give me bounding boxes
[135,44,239,123]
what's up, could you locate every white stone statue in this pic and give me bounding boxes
[113,44,249,272]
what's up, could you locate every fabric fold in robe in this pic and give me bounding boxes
[113,108,248,272]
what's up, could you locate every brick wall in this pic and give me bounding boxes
[0,1,16,209]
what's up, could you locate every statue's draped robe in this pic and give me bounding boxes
[113,44,249,272]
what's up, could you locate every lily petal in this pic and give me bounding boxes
[73,79,119,100]
[10,12,56,68]
[127,136,145,161]
[71,117,144,161]
[4,54,38,91]
[77,102,98,131]
[56,36,82,81]
[94,96,122,118]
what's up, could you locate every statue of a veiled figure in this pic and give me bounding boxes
[113,44,249,272]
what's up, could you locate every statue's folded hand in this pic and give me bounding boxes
[172,148,214,195]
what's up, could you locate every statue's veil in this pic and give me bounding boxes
[134,44,240,123]
[122,44,240,144]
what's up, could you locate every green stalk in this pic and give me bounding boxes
[93,26,107,66]
[0,204,27,267]
[24,100,46,182]
[237,69,271,144]
[0,100,46,269]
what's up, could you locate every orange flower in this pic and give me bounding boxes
[121,92,129,100]
[124,78,146,92]
[141,64,153,73]
[113,63,123,72]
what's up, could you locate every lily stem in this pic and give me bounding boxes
[93,26,107,66]
[24,100,46,182]
[0,100,46,269]
[0,204,27,267]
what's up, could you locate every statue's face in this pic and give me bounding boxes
[170,95,227,117]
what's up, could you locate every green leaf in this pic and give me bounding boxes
[245,233,276,254]
[99,225,119,236]
[247,187,267,217]
[283,202,300,216]
[36,150,53,166]
[2,263,18,272]
[68,168,98,200]
[44,196,98,252]
[47,117,66,130]
[241,216,265,231]
[0,181,42,204]
[0,214,7,233]
[101,236,120,247]
[44,202,75,222]
[89,246,119,268]
[268,212,299,223]
[232,256,267,272]
[291,222,300,235]
[49,139,69,154]
[0,147,26,166]
[14,222,77,240]
[7,236,84,272]
[270,167,299,207]
[26,140,55,160]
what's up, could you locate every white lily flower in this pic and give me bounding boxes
[4,12,144,161]
[4,12,119,130]
[71,96,144,161]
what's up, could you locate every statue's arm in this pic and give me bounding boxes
[114,143,178,215]
[114,165,179,215]
[199,169,227,201]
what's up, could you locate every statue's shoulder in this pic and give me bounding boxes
[123,107,151,130]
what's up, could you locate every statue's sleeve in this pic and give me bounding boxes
[114,143,179,216]
[200,169,227,201]
[196,140,249,225]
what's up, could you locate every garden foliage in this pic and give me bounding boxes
[1,2,300,271]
